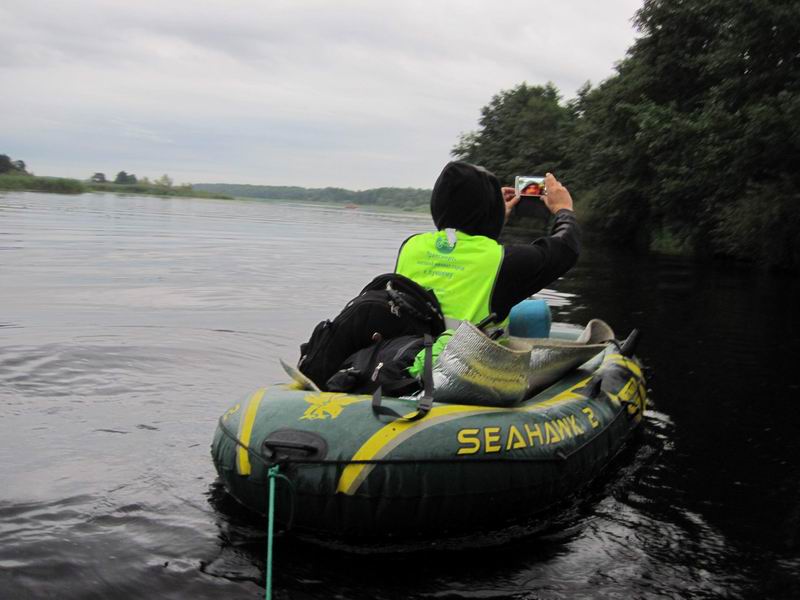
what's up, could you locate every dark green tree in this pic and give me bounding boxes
[571,0,800,266]
[452,83,574,184]
[0,154,27,174]
[452,1,800,267]
[114,171,138,184]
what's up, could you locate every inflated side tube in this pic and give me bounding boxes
[211,344,647,539]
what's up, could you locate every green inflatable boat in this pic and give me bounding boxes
[210,321,647,540]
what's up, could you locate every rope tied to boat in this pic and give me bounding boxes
[264,464,294,600]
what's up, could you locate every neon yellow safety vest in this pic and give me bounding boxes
[395,229,506,330]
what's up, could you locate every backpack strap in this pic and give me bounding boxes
[372,333,434,422]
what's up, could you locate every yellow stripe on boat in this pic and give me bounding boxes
[337,404,497,495]
[336,354,645,495]
[337,377,599,495]
[520,376,593,410]
[606,353,643,378]
[236,388,266,476]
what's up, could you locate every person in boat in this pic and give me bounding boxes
[395,161,579,374]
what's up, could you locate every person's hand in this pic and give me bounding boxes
[542,173,573,214]
[501,186,521,222]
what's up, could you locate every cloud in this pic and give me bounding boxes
[0,0,643,188]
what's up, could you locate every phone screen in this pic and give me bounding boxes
[515,175,546,198]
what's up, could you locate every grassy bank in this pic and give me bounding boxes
[87,182,231,199]
[0,173,85,194]
[0,173,231,199]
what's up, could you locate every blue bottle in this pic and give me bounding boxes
[508,299,552,338]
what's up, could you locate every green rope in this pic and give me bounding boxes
[265,465,280,600]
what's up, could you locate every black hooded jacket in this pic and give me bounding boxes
[424,161,581,321]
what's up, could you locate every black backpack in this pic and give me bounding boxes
[297,273,445,391]
[325,334,426,396]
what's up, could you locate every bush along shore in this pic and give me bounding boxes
[0,158,428,209]
[0,172,232,199]
[86,181,231,199]
[0,173,86,194]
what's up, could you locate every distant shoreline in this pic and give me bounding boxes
[193,182,431,211]
[0,173,233,200]
[0,174,433,212]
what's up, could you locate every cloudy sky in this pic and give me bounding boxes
[1,1,642,189]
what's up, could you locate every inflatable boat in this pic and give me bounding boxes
[210,314,647,540]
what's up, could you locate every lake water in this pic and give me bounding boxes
[1,191,798,599]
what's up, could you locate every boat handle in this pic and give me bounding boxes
[262,440,318,454]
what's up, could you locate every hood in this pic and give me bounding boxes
[430,161,505,240]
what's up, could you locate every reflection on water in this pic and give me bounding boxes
[1,192,798,598]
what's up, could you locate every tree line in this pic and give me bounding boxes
[90,172,174,187]
[1,156,176,189]
[0,155,228,199]
[0,154,28,175]
[453,0,800,269]
[0,154,85,193]
[193,183,430,210]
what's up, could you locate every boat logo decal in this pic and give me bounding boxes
[300,392,363,420]
[455,412,594,456]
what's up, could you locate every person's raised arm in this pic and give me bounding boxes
[542,172,573,214]
[490,173,580,319]
[502,172,572,223]
[501,186,521,223]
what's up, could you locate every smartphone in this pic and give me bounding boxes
[512,175,549,221]
[515,175,546,198]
